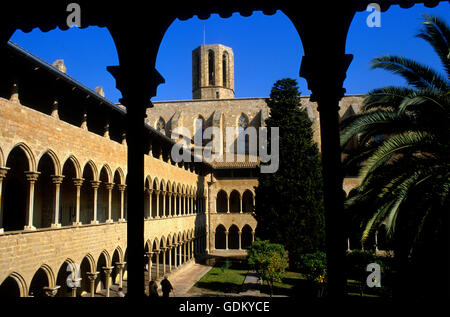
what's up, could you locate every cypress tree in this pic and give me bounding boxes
[255,78,325,268]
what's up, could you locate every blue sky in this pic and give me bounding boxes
[10,3,449,103]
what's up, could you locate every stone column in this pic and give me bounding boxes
[173,243,178,268]
[226,196,230,214]
[145,253,152,280]
[115,262,126,289]
[251,231,255,243]
[155,190,160,218]
[178,243,182,265]
[168,193,172,217]
[87,272,99,297]
[238,230,242,250]
[90,181,101,224]
[161,191,166,218]
[148,189,153,219]
[24,171,40,230]
[43,286,60,297]
[184,242,187,263]
[117,184,126,222]
[225,230,229,250]
[102,266,114,297]
[73,178,84,225]
[105,183,114,223]
[168,246,172,271]
[155,251,160,279]
[239,197,243,214]
[0,167,10,233]
[191,239,195,260]
[50,175,64,227]
[161,248,167,275]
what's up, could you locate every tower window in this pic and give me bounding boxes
[222,52,228,88]
[195,53,200,89]
[208,50,215,86]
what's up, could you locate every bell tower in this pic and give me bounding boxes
[192,44,234,99]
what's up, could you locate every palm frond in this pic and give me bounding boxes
[340,110,412,147]
[371,55,448,90]
[416,15,450,78]
[363,86,415,111]
[359,131,434,181]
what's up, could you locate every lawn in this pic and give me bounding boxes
[188,257,248,295]
[259,271,304,297]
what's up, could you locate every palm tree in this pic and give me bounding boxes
[340,15,449,297]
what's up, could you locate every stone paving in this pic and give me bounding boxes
[91,250,272,297]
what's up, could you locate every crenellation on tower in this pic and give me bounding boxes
[192,44,235,99]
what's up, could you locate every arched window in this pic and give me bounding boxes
[222,52,228,87]
[195,53,200,89]
[208,50,215,86]
[194,116,205,145]
[156,117,166,135]
[237,114,250,154]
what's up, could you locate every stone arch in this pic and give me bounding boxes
[152,177,159,190]
[215,224,226,250]
[80,161,97,224]
[95,251,110,292]
[79,255,94,296]
[241,224,253,249]
[8,142,36,172]
[228,224,240,249]
[59,156,78,226]
[160,235,167,249]
[83,160,98,181]
[35,151,57,228]
[62,155,82,179]
[111,247,123,285]
[37,149,61,176]
[216,189,228,213]
[3,145,33,231]
[242,189,254,213]
[114,167,125,185]
[99,164,112,183]
[112,169,122,221]
[0,272,28,297]
[55,258,77,297]
[229,190,241,213]
[29,264,55,297]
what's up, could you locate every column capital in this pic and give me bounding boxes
[102,266,114,275]
[51,175,65,184]
[117,184,126,191]
[299,54,353,106]
[0,167,10,179]
[24,171,40,182]
[90,180,101,188]
[105,182,114,190]
[145,252,153,258]
[86,271,99,280]
[43,286,60,297]
[73,178,84,187]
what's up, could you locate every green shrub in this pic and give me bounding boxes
[248,239,288,297]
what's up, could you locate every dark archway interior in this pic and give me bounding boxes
[3,147,28,231]
[0,276,20,297]
[215,225,226,249]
